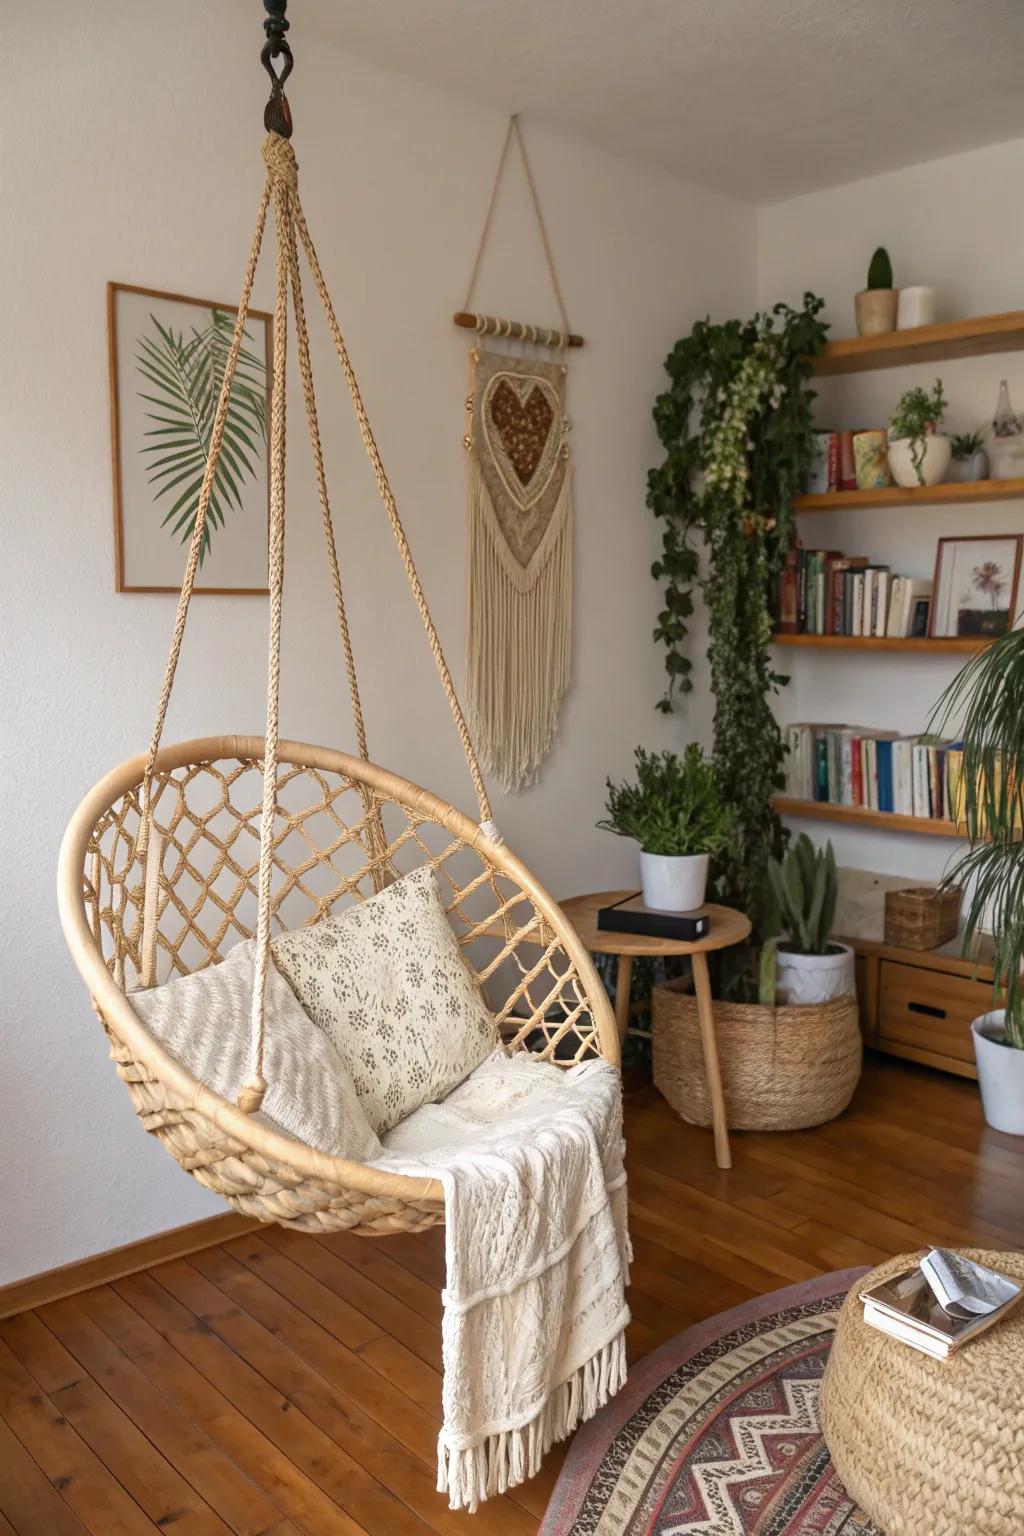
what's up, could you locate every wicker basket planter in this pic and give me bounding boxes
[884,884,961,950]
[652,979,862,1132]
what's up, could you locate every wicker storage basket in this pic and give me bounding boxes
[884,884,961,950]
[652,979,862,1132]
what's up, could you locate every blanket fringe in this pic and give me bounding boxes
[437,1329,628,1512]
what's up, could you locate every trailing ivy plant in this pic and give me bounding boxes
[647,295,828,966]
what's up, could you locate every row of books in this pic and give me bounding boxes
[777,547,932,638]
[783,723,964,820]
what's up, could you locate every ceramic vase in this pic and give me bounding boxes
[776,943,856,1007]
[972,1011,1024,1135]
[854,289,898,338]
[640,852,709,913]
[887,434,951,488]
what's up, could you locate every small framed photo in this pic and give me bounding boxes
[930,534,1023,639]
[108,282,273,594]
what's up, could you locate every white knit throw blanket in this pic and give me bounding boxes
[371,1050,631,1512]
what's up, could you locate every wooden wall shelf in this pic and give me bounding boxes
[810,310,1024,376]
[794,478,1024,512]
[772,796,963,839]
[772,634,991,653]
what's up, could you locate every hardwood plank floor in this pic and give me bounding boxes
[1,1055,1020,1535]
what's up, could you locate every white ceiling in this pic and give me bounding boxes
[293,0,1024,202]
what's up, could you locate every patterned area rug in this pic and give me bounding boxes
[541,1269,884,1535]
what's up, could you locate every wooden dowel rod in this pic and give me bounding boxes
[453,311,584,348]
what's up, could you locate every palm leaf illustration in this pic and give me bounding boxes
[136,308,268,563]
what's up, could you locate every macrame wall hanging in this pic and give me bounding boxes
[454,115,584,794]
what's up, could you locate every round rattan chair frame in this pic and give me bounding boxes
[59,735,618,1236]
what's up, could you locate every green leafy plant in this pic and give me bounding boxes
[866,246,894,290]
[889,378,947,484]
[951,430,986,460]
[758,835,839,1004]
[930,631,1024,1048]
[136,308,268,562]
[646,295,828,965]
[598,744,738,859]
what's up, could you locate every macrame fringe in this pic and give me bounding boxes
[466,460,572,794]
[436,1329,627,1513]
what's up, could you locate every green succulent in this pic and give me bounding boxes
[866,247,893,290]
[759,835,839,1006]
[951,431,986,460]
[598,744,738,859]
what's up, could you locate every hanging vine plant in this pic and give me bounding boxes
[647,295,828,971]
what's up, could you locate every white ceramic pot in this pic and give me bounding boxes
[776,943,856,1007]
[640,851,709,913]
[896,285,936,329]
[887,433,951,488]
[946,449,989,483]
[972,1011,1024,1135]
[990,436,1024,481]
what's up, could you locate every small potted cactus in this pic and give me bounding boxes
[762,835,856,1006]
[855,247,898,338]
[947,431,990,484]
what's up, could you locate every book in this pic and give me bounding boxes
[829,557,868,635]
[596,893,711,941]
[777,543,800,633]
[861,1258,1021,1360]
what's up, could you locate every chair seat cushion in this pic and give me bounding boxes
[271,866,497,1132]
[131,941,382,1161]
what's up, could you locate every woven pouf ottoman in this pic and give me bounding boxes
[820,1249,1024,1536]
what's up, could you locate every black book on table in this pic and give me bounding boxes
[597,893,710,942]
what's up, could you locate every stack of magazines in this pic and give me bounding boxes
[860,1249,1021,1360]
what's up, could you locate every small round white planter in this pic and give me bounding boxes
[972,1011,1024,1135]
[946,449,989,483]
[888,434,951,488]
[776,943,855,1007]
[640,851,709,912]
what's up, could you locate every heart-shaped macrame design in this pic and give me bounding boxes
[488,379,555,487]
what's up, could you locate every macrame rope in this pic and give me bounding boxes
[139,132,496,1111]
[462,114,571,348]
[240,136,294,1113]
[282,196,391,883]
[291,182,493,824]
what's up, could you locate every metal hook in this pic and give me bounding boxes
[261,0,293,138]
[261,38,293,91]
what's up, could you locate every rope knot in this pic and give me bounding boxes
[263,132,298,193]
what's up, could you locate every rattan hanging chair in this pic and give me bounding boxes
[57,20,617,1239]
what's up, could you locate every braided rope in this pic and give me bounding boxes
[139,132,498,1115]
[290,175,493,823]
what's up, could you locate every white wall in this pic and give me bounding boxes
[757,137,1024,883]
[0,0,753,1284]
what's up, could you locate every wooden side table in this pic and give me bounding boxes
[559,891,751,1170]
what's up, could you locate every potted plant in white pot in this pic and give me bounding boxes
[947,430,989,484]
[888,378,950,487]
[855,247,898,338]
[599,744,736,911]
[933,631,1024,1134]
[762,834,856,1005]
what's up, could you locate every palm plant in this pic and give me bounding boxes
[931,630,1024,1048]
[136,308,268,562]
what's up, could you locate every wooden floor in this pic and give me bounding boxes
[1,1053,1021,1536]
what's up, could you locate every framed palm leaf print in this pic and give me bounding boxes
[108,282,273,593]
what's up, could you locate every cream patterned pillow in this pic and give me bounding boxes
[131,940,382,1161]
[271,866,497,1132]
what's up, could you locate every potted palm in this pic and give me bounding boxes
[888,378,950,487]
[598,744,736,911]
[762,835,856,1005]
[933,631,1024,1134]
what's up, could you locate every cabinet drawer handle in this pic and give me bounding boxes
[908,1001,947,1020]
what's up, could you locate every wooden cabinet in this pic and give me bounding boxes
[845,934,995,1081]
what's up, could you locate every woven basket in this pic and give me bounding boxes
[884,884,961,950]
[821,1249,1024,1535]
[652,979,861,1132]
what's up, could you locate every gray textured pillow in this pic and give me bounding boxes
[131,940,381,1161]
[271,866,497,1132]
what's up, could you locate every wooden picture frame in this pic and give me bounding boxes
[108,281,273,595]
[929,534,1023,640]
